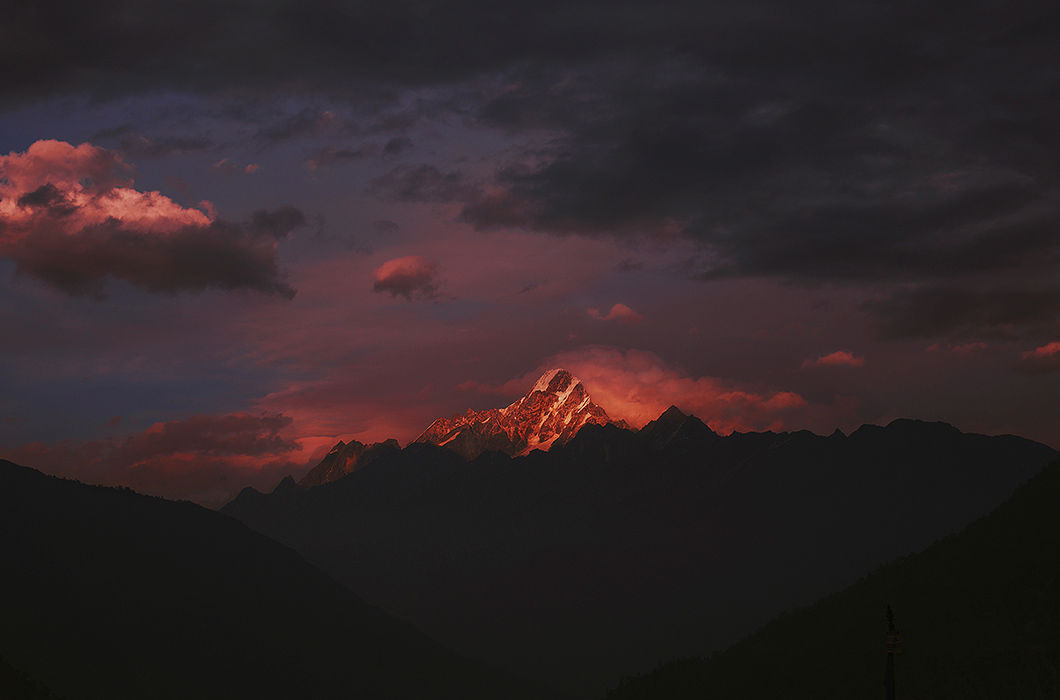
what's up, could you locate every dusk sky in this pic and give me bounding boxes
[1,0,1057,506]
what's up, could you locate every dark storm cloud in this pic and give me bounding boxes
[259,108,344,142]
[457,2,1058,339]
[248,206,305,238]
[6,214,301,299]
[304,147,369,170]
[863,286,1060,340]
[3,0,1057,338]
[124,134,213,157]
[0,140,297,298]
[369,165,476,202]
[16,183,75,216]
[91,125,213,157]
[0,1,625,105]
[383,137,412,156]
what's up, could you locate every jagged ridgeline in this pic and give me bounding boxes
[414,369,628,459]
[225,403,1057,697]
[298,369,628,487]
[605,458,1060,700]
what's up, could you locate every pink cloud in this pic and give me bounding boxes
[1017,341,1060,374]
[372,255,440,299]
[2,412,305,507]
[1023,341,1060,359]
[802,350,866,369]
[1,140,208,233]
[588,303,643,323]
[0,140,299,297]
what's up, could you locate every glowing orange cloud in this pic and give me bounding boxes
[372,255,440,299]
[1017,341,1060,374]
[1023,341,1060,359]
[802,350,865,368]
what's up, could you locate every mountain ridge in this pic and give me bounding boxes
[224,414,1057,696]
[299,438,401,487]
[604,456,1060,699]
[0,458,558,700]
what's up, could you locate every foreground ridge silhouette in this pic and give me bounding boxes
[225,412,1057,696]
[884,605,900,700]
[0,654,63,700]
[0,459,559,700]
[604,458,1060,699]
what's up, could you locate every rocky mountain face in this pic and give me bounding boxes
[299,438,400,487]
[298,369,619,487]
[415,368,627,459]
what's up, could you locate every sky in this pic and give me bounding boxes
[1,0,1057,506]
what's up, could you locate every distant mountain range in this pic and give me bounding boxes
[225,404,1058,697]
[300,369,622,487]
[8,370,1056,699]
[0,459,557,700]
[605,455,1060,699]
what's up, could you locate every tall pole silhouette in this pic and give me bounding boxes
[885,605,901,700]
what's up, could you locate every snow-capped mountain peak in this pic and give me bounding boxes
[416,369,626,459]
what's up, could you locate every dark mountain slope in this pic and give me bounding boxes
[0,655,63,700]
[300,438,401,487]
[606,458,1060,700]
[224,416,1057,697]
[0,459,556,700]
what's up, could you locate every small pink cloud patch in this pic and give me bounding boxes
[588,303,643,323]
[802,350,865,369]
[1017,341,1060,374]
[372,255,440,300]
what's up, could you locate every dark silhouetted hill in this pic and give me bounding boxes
[0,459,558,700]
[1,654,63,700]
[604,458,1060,699]
[223,414,1057,697]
